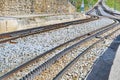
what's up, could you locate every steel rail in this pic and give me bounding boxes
[86,0,120,18]
[99,1,120,16]
[53,39,101,80]
[0,17,97,44]
[0,20,116,80]
[94,6,102,16]
[53,23,120,80]
[85,0,102,15]
[19,20,118,80]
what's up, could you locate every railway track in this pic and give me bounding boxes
[0,18,118,80]
[0,0,119,80]
[34,20,120,80]
[0,16,97,44]
[24,20,119,80]
[86,0,120,19]
[98,1,120,16]
[53,22,120,80]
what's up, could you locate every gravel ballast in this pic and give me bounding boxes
[0,18,113,76]
[61,25,120,80]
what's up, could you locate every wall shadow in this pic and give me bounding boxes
[86,35,120,80]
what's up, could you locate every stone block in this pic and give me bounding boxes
[0,20,7,33]
[6,20,18,32]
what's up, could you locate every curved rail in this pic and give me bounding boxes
[98,1,120,16]
[94,6,102,16]
[86,0,120,18]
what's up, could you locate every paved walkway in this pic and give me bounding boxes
[0,14,56,19]
[109,41,120,80]
[86,35,120,80]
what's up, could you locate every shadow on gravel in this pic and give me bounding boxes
[86,35,120,80]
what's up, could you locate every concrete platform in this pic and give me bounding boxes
[86,35,120,80]
[109,41,120,80]
[0,13,87,34]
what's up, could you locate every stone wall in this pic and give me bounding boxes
[0,0,76,16]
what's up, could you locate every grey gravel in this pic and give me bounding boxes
[0,18,113,76]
